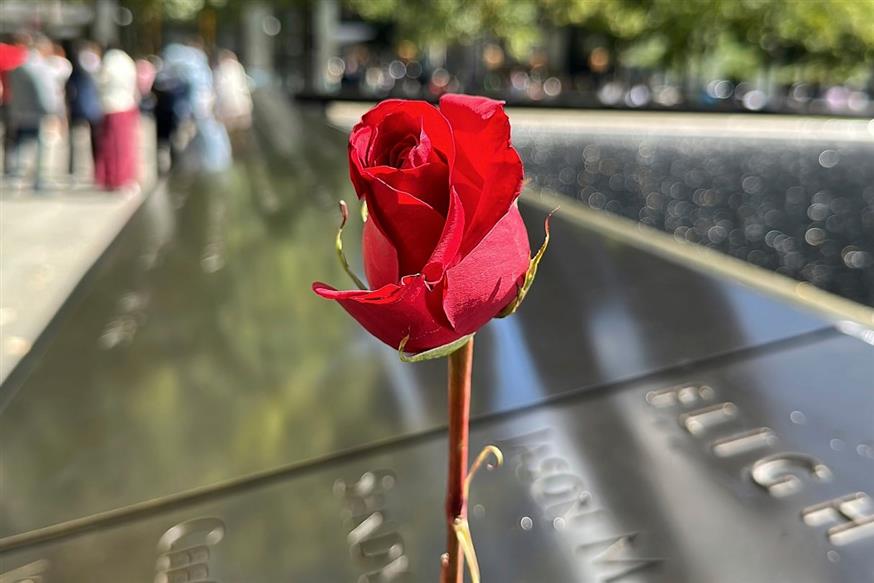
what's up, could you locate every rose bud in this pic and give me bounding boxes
[313,95,537,355]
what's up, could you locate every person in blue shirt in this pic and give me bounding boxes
[65,41,103,180]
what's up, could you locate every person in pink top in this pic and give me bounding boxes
[135,56,156,102]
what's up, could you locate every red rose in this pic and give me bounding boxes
[313,94,531,354]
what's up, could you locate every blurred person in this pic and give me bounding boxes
[45,42,72,113]
[135,55,157,114]
[0,40,28,173]
[41,40,72,186]
[5,33,60,190]
[162,39,230,173]
[65,41,102,179]
[95,46,139,190]
[213,50,252,133]
[152,55,189,173]
[0,41,28,102]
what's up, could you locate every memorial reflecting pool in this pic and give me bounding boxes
[0,96,872,581]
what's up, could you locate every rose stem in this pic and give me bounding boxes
[442,337,474,583]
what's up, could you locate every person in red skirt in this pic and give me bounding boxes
[95,47,139,190]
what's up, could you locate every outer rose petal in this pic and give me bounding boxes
[439,94,524,255]
[362,217,399,289]
[442,204,530,332]
[313,276,462,353]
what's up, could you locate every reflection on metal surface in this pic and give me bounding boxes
[523,188,874,326]
[0,331,872,581]
[498,429,665,581]
[0,560,48,583]
[155,518,224,583]
[751,453,832,497]
[836,320,874,346]
[578,534,664,583]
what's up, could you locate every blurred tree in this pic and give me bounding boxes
[542,0,874,83]
[344,0,543,59]
[119,0,874,85]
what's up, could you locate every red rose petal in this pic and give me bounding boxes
[367,161,449,215]
[439,94,524,256]
[364,176,445,276]
[424,186,465,275]
[370,111,421,166]
[358,99,455,164]
[363,216,400,288]
[348,125,374,197]
[442,204,530,332]
[313,277,462,352]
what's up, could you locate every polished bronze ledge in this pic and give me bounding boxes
[1,94,871,581]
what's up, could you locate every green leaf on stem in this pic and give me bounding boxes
[397,334,475,363]
[497,208,557,318]
[335,200,367,290]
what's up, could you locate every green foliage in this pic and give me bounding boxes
[543,0,874,81]
[345,0,544,58]
[342,0,874,82]
[123,0,874,83]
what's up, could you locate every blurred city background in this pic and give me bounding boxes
[5,0,873,113]
[0,0,872,388]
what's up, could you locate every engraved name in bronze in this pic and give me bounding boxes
[334,470,411,582]
[498,429,664,581]
[155,517,225,583]
[647,383,874,547]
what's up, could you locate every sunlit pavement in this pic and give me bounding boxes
[0,116,157,384]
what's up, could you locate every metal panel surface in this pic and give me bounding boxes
[0,100,832,540]
[1,333,872,581]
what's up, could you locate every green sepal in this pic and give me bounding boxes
[360,200,368,223]
[335,200,367,290]
[397,333,475,363]
[497,209,556,318]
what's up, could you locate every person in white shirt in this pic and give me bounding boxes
[95,47,139,190]
[213,50,252,132]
